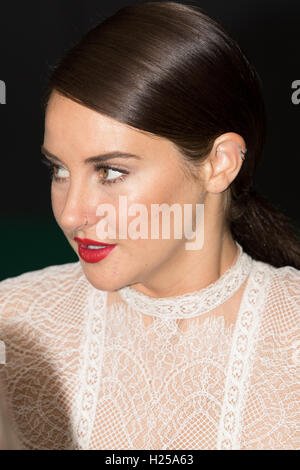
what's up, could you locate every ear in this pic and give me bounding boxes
[201,132,247,194]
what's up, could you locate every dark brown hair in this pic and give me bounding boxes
[43,1,300,269]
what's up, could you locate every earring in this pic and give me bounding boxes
[84,215,88,226]
[240,148,247,162]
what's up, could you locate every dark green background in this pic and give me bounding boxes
[1,0,299,281]
[2,215,78,281]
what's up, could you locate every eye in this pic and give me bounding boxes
[41,154,129,185]
[40,155,69,182]
[99,167,122,181]
[53,165,69,181]
[96,165,129,185]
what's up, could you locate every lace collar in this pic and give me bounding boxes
[117,243,253,319]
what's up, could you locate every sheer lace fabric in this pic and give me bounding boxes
[0,243,299,450]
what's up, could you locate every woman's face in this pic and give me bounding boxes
[43,91,205,293]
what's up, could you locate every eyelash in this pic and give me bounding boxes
[41,158,129,186]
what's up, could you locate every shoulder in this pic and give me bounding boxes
[271,263,300,290]
[251,260,299,341]
[241,262,299,449]
[266,263,299,312]
[0,262,89,319]
[0,261,85,293]
[251,259,299,309]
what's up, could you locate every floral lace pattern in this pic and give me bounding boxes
[118,243,253,319]
[80,300,235,449]
[217,264,272,449]
[0,245,299,449]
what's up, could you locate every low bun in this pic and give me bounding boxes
[229,188,300,268]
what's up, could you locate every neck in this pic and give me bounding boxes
[130,231,238,298]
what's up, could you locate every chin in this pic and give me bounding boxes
[80,263,133,292]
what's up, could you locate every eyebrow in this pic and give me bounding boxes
[40,145,142,165]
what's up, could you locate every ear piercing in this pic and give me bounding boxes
[216,143,247,161]
[240,148,247,162]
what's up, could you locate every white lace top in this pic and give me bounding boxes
[0,243,299,450]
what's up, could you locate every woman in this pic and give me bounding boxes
[0,1,299,450]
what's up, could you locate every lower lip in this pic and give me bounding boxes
[77,244,116,263]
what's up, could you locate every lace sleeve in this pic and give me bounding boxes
[240,266,300,450]
[0,273,41,450]
[0,262,87,450]
[0,262,83,319]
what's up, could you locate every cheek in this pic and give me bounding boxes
[123,169,187,208]
[109,169,194,241]
[51,186,63,221]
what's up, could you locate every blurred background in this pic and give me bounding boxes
[0,0,299,281]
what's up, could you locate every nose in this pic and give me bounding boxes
[54,180,95,233]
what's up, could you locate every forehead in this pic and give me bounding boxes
[44,91,169,157]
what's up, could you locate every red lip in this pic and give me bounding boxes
[74,237,117,263]
[74,237,115,247]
